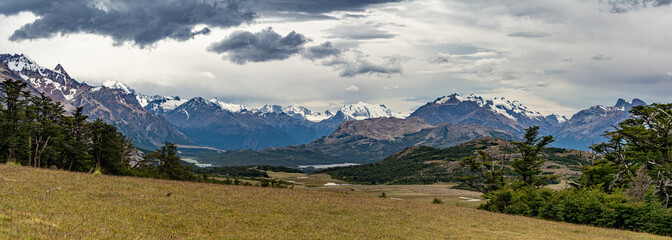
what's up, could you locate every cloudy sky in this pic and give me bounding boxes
[1,0,671,116]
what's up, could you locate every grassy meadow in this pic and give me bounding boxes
[0,164,668,239]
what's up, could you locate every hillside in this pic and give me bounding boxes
[318,137,588,185]
[0,165,665,239]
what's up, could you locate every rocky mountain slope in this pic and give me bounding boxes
[553,98,645,148]
[0,54,192,149]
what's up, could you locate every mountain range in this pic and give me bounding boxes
[0,54,192,149]
[0,53,646,157]
[184,117,516,166]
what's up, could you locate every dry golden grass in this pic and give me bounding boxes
[0,164,668,239]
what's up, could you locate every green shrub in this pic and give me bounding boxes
[480,187,672,236]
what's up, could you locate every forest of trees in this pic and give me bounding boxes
[0,78,196,181]
[460,104,672,236]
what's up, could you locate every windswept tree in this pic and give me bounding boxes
[589,103,672,207]
[511,126,555,188]
[457,150,507,193]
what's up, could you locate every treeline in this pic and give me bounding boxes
[459,104,672,236]
[195,165,302,178]
[317,146,474,184]
[0,78,133,174]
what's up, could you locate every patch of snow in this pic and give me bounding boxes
[180,109,190,120]
[305,111,334,122]
[160,98,189,111]
[136,95,149,107]
[459,197,482,202]
[209,98,246,112]
[324,183,351,186]
[63,89,77,100]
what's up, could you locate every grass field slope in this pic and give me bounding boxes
[0,165,667,239]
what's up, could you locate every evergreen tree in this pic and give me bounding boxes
[511,126,555,187]
[156,142,195,181]
[0,78,30,163]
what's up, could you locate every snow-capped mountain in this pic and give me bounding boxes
[412,94,531,135]
[254,104,334,122]
[141,95,189,115]
[0,54,192,149]
[429,94,548,122]
[163,97,325,150]
[1,54,82,101]
[209,98,247,113]
[338,101,407,120]
[552,98,646,149]
[410,93,645,150]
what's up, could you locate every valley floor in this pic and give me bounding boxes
[0,164,667,239]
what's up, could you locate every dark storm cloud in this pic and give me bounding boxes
[302,42,342,60]
[603,0,672,12]
[0,0,255,47]
[507,32,552,38]
[207,27,308,64]
[0,0,402,47]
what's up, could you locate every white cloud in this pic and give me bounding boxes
[345,85,360,92]
[201,71,215,79]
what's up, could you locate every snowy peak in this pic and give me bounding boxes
[433,93,486,106]
[569,98,648,123]
[488,97,544,120]
[433,94,542,121]
[0,53,81,101]
[339,101,405,120]
[102,80,135,95]
[208,98,246,113]
[2,54,42,73]
[253,104,334,122]
[54,64,71,79]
